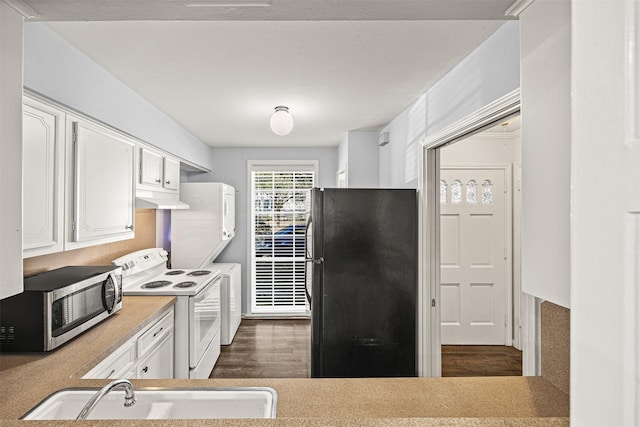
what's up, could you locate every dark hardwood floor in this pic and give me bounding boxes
[210,319,522,378]
[441,345,522,377]
[210,319,310,378]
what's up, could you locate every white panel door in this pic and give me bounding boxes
[440,167,509,345]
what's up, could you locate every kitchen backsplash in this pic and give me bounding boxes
[541,301,570,395]
[23,209,157,277]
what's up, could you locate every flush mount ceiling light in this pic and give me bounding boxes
[270,106,293,136]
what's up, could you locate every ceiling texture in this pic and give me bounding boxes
[16,0,514,148]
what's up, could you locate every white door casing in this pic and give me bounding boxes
[440,166,511,345]
[419,89,521,377]
[513,163,523,350]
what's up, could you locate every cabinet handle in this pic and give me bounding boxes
[142,366,148,373]
[155,179,161,183]
[105,369,116,379]
[153,327,164,338]
[165,180,171,185]
[126,225,134,231]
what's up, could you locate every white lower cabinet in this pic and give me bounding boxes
[136,333,173,379]
[84,341,136,380]
[83,306,174,380]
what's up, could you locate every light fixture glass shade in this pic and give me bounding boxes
[270,106,293,136]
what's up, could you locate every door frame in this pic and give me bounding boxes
[417,88,533,376]
[439,164,513,347]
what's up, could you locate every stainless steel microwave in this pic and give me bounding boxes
[0,265,122,352]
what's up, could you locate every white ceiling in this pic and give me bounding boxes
[17,1,516,21]
[19,1,513,148]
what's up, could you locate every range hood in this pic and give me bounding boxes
[135,190,190,210]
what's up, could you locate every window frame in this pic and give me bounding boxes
[246,160,318,317]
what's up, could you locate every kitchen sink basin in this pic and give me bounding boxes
[21,387,277,420]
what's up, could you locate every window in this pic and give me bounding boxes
[482,179,493,204]
[466,180,477,204]
[440,180,447,204]
[451,180,462,204]
[249,161,316,314]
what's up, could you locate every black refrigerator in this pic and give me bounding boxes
[306,188,418,378]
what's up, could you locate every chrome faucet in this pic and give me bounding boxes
[76,379,136,420]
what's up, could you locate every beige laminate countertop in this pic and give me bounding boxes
[0,296,569,426]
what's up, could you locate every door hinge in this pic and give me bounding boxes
[431,298,436,307]
[505,314,508,327]
[71,221,75,232]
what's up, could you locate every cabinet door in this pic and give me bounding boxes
[71,119,135,245]
[136,331,174,379]
[140,148,163,187]
[82,340,136,380]
[163,157,180,191]
[22,100,65,257]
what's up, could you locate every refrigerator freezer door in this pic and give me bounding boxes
[311,188,418,378]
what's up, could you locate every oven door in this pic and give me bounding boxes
[189,276,221,368]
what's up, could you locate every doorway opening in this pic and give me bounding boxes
[417,89,533,377]
[438,118,522,377]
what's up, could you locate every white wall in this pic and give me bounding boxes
[440,130,521,165]
[426,21,520,136]
[341,130,379,188]
[22,23,212,171]
[187,146,337,313]
[0,2,24,299]
[337,134,348,177]
[380,21,520,189]
[570,1,639,424]
[379,94,425,188]
[519,0,571,308]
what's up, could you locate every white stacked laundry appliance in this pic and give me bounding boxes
[171,182,241,346]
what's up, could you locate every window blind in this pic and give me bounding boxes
[250,169,314,313]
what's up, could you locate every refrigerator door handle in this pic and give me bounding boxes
[304,257,323,304]
[304,214,312,258]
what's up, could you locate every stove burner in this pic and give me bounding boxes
[187,270,211,277]
[141,280,172,289]
[174,281,197,288]
[165,270,185,276]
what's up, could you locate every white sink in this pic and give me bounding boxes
[22,387,277,420]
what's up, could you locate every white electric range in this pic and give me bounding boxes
[112,248,222,379]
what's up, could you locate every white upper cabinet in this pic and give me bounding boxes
[22,97,65,258]
[67,115,135,247]
[163,157,180,191]
[139,146,181,193]
[140,148,164,187]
